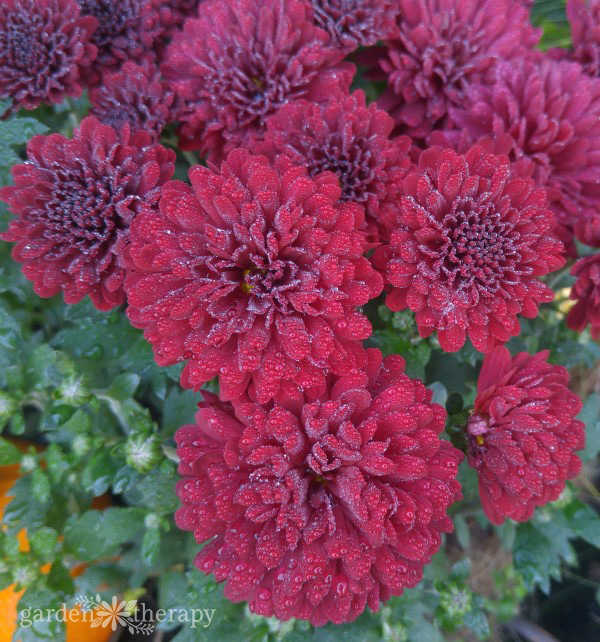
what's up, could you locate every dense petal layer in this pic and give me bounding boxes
[0,117,175,310]
[161,0,354,161]
[124,149,382,402]
[467,346,584,524]
[175,350,463,625]
[373,146,564,353]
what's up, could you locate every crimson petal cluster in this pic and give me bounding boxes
[89,61,174,141]
[161,0,354,161]
[0,117,175,310]
[175,349,463,625]
[78,0,163,86]
[364,0,539,138]
[373,146,564,353]
[258,90,413,242]
[448,57,600,246]
[306,0,399,52]
[123,149,382,403]
[0,0,97,113]
[466,346,585,524]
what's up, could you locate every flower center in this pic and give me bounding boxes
[441,196,517,293]
[39,169,127,259]
[307,143,375,204]
[237,258,299,314]
[466,413,489,460]
[3,19,49,72]
[78,0,134,47]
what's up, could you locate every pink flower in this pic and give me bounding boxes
[175,349,463,625]
[363,0,539,138]
[89,61,174,141]
[467,346,584,524]
[307,0,399,51]
[373,146,564,353]
[448,57,600,245]
[0,117,174,310]
[124,149,382,403]
[566,0,600,77]
[161,0,354,161]
[257,90,413,242]
[568,253,600,338]
[78,0,163,86]
[0,0,97,113]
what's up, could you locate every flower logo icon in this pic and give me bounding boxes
[93,596,137,631]
[75,594,154,635]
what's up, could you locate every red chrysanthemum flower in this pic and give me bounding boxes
[124,149,382,403]
[568,253,600,338]
[363,0,538,138]
[154,0,202,36]
[466,346,584,524]
[306,0,399,51]
[565,0,600,77]
[448,57,600,245]
[0,0,97,113]
[0,117,175,310]
[175,349,463,625]
[89,61,174,142]
[372,146,565,353]
[257,90,413,242]
[78,0,162,86]
[161,0,354,161]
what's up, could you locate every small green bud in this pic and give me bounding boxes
[439,584,472,618]
[20,454,37,473]
[58,376,89,404]
[126,435,162,473]
[72,434,93,457]
[12,561,39,587]
[144,513,161,530]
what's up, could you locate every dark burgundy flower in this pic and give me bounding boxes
[568,253,600,338]
[78,0,162,86]
[175,349,463,625]
[307,0,399,51]
[0,117,175,310]
[363,0,539,138]
[448,57,600,246]
[566,0,600,77]
[466,346,584,524]
[161,0,354,161]
[89,61,174,141]
[0,0,97,113]
[124,149,382,403]
[373,146,564,353]
[257,90,413,242]
[155,0,203,37]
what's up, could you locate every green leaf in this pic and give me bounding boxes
[141,528,161,566]
[0,436,22,465]
[29,527,59,559]
[31,469,51,503]
[451,558,471,580]
[579,393,600,461]
[513,507,577,593]
[368,330,431,380]
[565,500,600,548]
[453,515,471,551]
[0,103,48,169]
[15,585,66,642]
[106,373,140,401]
[81,451,119,496]
[63,507,146,561]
